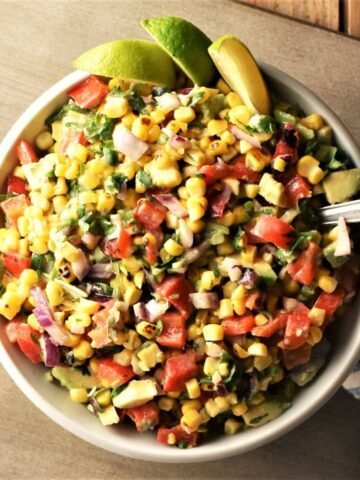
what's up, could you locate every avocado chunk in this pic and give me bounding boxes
[259,173,286,207]
[252,260,277,287]
[323,241,350,268]
[112,379,158,408]
[52,366,99,389]
[243,399,291,427]
[323,168,360,204]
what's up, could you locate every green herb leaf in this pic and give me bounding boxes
[85,114,115,143]
[136,170,153,189]
[232,226,245,252]
[45,102,90,126]
[104,173,128,194]
[205,223,229,245]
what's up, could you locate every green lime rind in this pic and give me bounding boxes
[209,34,270,114]
[73,39,176,88]
[141,16,216,86]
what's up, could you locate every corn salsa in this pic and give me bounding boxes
[0,75,358,448]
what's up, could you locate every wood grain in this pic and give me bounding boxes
[0,1,360,479]
[344,0,360,37]
[239,0,340,30]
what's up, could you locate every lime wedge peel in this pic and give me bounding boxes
[73,39,176,88]
[141,16,217,86]
[208,35,270,114]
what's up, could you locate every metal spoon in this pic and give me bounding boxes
[319,199,360,225]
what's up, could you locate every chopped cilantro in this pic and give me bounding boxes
[85,114,115,143]
[104,173,128,194]
[136,170,153,189]
[232,226,245,251]
[103,147,119,166]
[45,102,89,126]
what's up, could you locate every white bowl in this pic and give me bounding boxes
[0,65,359,463]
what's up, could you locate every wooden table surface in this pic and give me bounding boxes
[0,1,359,479]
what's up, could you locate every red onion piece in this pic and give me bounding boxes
[205,342,223,358]
[238,268,257,287]
[71,250,91,281]
[173,240,211,270]
[155,92,181,113]
[168,135,191,151]
[229,124,262,149]
[209,183,232,218]
[335,216,351,257]
[145,299,169,322]
[81,232,101,250]
[189,292,219,309]
[221,257,242,282]
[112,124,148,160]
[143,268,158,290]
[87,263,114,280]
[133,302,148,322]
[178,218,193,249]
[39,332,60,367]
[152,193,188,218]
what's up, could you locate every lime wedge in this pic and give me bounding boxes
[141,16,216,86]
[73,39,176,88]
[208,35,270,114]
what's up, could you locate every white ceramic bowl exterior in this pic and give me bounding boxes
[0,65,359,463]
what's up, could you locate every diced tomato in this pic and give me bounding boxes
[126,401,159,432]
[157,425,199,447]
[222,314,255,336]
[134,199,166,231]
[15,323,41,363]
[283,297,309,314]
[15,139,38,164]
[283,313,310,350]
[156,276,193,319]
[3,253,31,277]
[249,215,295,249]
[284,173,311,207]
[88,299,117,349]
[314,290,344,323]
[116,224,132,258]
[230,156,261,183]
[287,242,321,286]
[157,311,186,349]
[4,317,22,343]
[1,194,30,226]
[282,342,312,370]
[245,291,262,310]
[7,176,28,195]
[208,185,232,218]
[162,349,197,392]
[199,159,231,185]
[58,129,87,154]
[68,76,109,109]
[97,358,135,388]
[251,313,287,337]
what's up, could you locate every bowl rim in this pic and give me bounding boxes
[0,63,360,463]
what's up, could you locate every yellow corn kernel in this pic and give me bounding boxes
[61,242,81,262]
[147,124,161,143]
[248,392,265,406]
[54,162,67,177]
[167,433,176,445]
[214,396,229,413]
[52,195,68,213]
[238,139,252,154]
[150,109,166,124]
[103,96,128,118]
[186,177,206,197]
[297,155,325,185]
[204,357,218,376]
[243,183,260,199]
[72,340,93,361]
[167,390,182,399]
[254,313,269,327]
[318,275,337,293]
[78,191,98,205]
[54,177,68,196]
[17,216,30,237]
[248,342,268,357]
[29,192,50,212]
[34,130,54,151]
[186,197,207,222]
[224,418,241,435]
[207,119,228,136]
[30,239,49,255]
[133,270,144,289]
[79,298,100,315]
[163,212,178,230]
[273,157,287,172]
[222,281,238,298]
[163,238,184,257]
[217,211,235,228]
[186,218,205,233]
[245,148,271,172]
[66,142,88,163]
[113,349,132,367]
[232,205,247,225]
[205,399,221,417]
[123,330,141,351]
[12,166,25,179]
[300,114,324,131]
[66,312,91,334]
[206,139,228,157]
[226,91,243,107]
[181,409,202,432]
[203,324,224,342]
[216,78,231,94]
[233,343,249,359]
[178,186,189,200]
[282,275,301,295]
[308,307,326,327]
[44,281,64,307]
[187,324,202,341]
[240,245,257,264]
[131,116,152,141]
[96,389,112,407]
[135,321,158,340]
[218,299,234,320]
[174,106,196,123]
[122,111,137,128]
[307,325,323,346]
[79,170,100,189]
[201,271,218,291]
[69,388,88,404]
[96,191,116,213]
[254,354,273,371]
[123,285,141,305]
[216,241,234,256]
[19,269,38,287]
[232,402,248,417]
[158,397,175,411]
[229,105,253,125]
[27,313,42,331]
[185,378,201,400]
